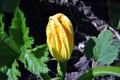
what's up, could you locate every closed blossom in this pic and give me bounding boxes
[46,13,74,61]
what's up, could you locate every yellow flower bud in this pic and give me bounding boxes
[46,13,74,61]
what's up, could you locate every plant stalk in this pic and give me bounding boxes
[78,66,120,80]
[57,61,67,80]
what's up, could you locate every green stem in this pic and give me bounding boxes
[40,73,51,80]
[78,66,120,80]
[57,61,67,80]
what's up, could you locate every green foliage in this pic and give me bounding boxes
[20,45,49,75]
[0,14,20,67]
[32,44,49,73]
[84,38,95,59]
[0,65,8,79]
[112,40,120,57]
[7,60,20,80]
[108,0,120,28]
[112,40,120,49]
[84,30,118,64]
[78,66,120,80]
[1,1,120,79]
[0,66,8,73]
[40,73,51,80]
[32,44,48,59]
[118,20,120,29]
[0,8,50,80]
[0,0,20,13]
[10,8,34,49]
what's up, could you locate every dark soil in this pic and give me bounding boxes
[4,0,120,80]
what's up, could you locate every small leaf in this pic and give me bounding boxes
[0,14,19,67]
[0,66,8,73]
[9,8,34,49]
[93,30,118,64]
[20,50,49,75]
[0,65,8,79]
[7,60,20,80]
[84,30,118,64]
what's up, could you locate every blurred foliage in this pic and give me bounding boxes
[118,20,120,29]
[0,0,20,13]
[84,30,118,64]
[108,0,120,29]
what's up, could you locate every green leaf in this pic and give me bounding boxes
[7,60,20,80]
[93,30,118,64]
[0,65,8,80]
[112,40,120,59]
[0,14,19,67]
[84,38,95,59]
[0,0,20,13]
[0,66,8,73]
[78,66,120,80]
[108,0,120,28]
[40,73,51,80]
[20,46,49,75]
[32,44,49,59]
[112,40,120,49]
[51,77,62,80]
[31,44,49,74]
[84,30,118,64]
[117,20,120,29]
[9,8,34,49]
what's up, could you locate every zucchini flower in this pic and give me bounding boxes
[46,13,74,61]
